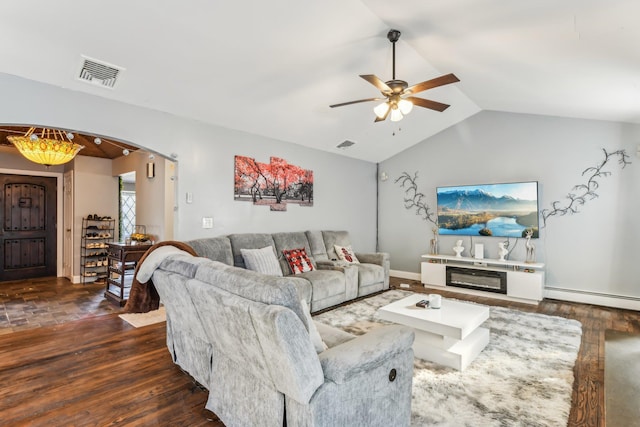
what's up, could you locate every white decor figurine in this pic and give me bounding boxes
[498,242,508,262]
[429,227,439,255]
[525,229,536,263]
[453,240,464,257]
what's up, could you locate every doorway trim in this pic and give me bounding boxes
[0,167,63,277]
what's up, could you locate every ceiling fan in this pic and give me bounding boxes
[330,29,459,123]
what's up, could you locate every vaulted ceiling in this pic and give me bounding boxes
[1,1,637,163]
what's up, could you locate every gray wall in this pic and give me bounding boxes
[0,73,378,252]
[379,111,640,298]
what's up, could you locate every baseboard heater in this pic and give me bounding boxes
[446,266,507,294]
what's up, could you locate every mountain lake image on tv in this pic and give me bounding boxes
[437,181,539,238]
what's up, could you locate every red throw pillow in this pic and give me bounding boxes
[283,248,314,274]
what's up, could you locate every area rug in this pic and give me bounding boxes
[314,290,583,427]
[605,330,640,427]
[118,306,166,328]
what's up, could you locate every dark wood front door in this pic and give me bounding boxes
[0,174,57,281]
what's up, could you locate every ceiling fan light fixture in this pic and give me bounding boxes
[398,99,413,115]
[330,29,458,123]
[390,107,403,122]
[374,102,390,119]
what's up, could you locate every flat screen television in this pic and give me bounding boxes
[436,181,539,238]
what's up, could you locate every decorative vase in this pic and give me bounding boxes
[430,238,438,255]
[430,227,439,255]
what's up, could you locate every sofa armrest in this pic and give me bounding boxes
[315,260,342,269]
[355,252,389,266]
[318,325,414,384]
[356,252,390,289]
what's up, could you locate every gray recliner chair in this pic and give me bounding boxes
[185,260,415,427]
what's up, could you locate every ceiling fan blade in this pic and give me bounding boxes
[330,97,383,108]
[405,73,460,95]
[360,75,392,93]
[406,96,450,112]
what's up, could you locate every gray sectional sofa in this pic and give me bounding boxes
[187,230,390,312]
[147,232,415,427]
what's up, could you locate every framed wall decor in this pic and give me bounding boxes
[234,155,313,211]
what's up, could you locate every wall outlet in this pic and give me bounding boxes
[202,217,213,229]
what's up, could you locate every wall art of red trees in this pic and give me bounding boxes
[234,155,313,211]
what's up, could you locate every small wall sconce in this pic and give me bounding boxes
[379,171,389,182]
[147,162,155,179]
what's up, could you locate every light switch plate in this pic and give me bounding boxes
[186,192,193,204]
[202,217,213,229]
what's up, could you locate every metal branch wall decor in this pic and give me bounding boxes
[396,171,440,253]
[395,171,438,226]
[540,148,631,227]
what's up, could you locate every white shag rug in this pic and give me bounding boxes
[313,290,583,427]
[119,306,166,328]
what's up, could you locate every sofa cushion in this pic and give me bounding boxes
[355,263,385,287]
[298,269,346,302]
[241,246,283,277]
[305,230,329,262]
[283,248,314,274]
[229,233,276,269]
[334,245,359,264]
[272,231,317,273]
[314,322,355,349]
[187,236,233,265]
[322,231,352,260]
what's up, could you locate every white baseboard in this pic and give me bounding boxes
[545,287,640,311]
[390,270,420,281]
[391,270,640,311]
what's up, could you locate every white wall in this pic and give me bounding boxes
[0,73,378,253]
[112,154,176,242]
[70,156,119,278]
[379,111,640,301]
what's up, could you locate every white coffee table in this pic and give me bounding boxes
[377,294,490,371]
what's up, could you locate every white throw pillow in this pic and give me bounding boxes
[240,246,283,277]
[334,245,360,264]
[301,299,328,353]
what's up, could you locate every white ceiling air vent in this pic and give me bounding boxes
[337,140,356,149]
[78,56,123,89]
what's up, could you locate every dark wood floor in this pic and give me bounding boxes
[1,276,638,426]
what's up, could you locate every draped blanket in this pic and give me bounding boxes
[124,241,198,313]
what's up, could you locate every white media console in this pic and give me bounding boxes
[421,254,545,305]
